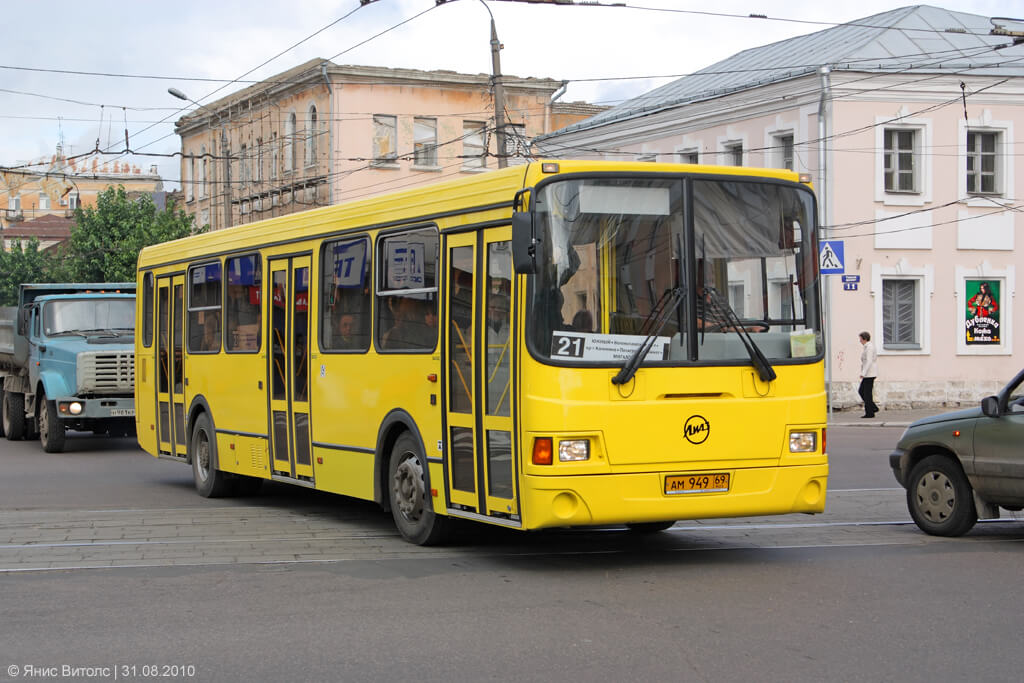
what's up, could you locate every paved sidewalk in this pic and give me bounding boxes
[827,406,961,428]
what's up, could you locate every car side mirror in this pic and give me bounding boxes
[981,395,1000,418]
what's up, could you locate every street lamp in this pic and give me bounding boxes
[168,88,231,229]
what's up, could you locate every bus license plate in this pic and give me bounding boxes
[665,472,730,495]
[110,409,135,417]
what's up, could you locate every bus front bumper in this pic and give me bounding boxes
[520,463,828,530]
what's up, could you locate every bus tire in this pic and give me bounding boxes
[2,390,25,441]
[191,413,231,498]
[38,393,66,453]
[388,432,450,546]
[626,521,676,533]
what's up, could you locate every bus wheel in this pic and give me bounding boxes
[38,393,66,453]
[191,413,230,498]
[626,521,676,533]
[2,390,25,441]
[389,432,450,545]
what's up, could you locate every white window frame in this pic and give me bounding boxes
[875,115,932,207]
[462,121,487,171]
[413,116,438,169]
[955,264,1014,356]
[305,105,318,168]
[199,145,208,199]
[871,259,933,355]
[676,148,699,165]
[185,155,193,202]
[718,137,745,167]
[774,133,795,171]
[372,114,399,167]
[505,123,527,165]
[958,115,1013,205]
[271,133,279,180]
[68,192,80,210]
[38,192,50,211]
[284,111,296,173]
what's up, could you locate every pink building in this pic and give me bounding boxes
[172,59,602,232]
[535,5,1022,409]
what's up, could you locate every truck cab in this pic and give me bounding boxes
[1,283,136,452]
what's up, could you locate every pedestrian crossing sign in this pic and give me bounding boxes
[819,240,844,275]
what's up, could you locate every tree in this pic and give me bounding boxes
[52,186,200,283]
[0,237,53,306]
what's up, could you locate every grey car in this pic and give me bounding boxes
[890,368,1024,536]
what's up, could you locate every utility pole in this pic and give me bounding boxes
[480,1,507,168]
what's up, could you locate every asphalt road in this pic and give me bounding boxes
[1,426,1022,682]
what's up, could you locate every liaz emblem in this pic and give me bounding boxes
[684,415,710,445]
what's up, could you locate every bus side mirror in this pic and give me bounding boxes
[512,211,537,274]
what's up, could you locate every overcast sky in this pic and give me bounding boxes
[0,0,1010,189]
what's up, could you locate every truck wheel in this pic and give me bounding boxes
[191,413,231,497]
[38,393,66,453]
[388,432,450,545]
[907,455,978,537]
[2,390,26,441]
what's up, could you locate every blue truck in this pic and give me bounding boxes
[0,283,136,452]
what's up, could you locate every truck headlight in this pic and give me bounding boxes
[558,439,590,462]
[69,401,83,415]
[789,431,817,453]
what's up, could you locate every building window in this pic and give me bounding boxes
[776,134,794,170]
[68,192,79,210]
[240,143,250,187]
[271,133,278,180]
[884,129,917,193]
[505,123,527,163]
[185,156,193,202]
[256,138,263,184]
[678,150,699,165]
[882,278,919,348]
[373,115,398,165]
[463,121,486,170]
[39,192,50,210]
[284,112,296,173]
[11,195,20,212]
[414,117,437,167]
[305,105,318,168]
[199,145,208,198]
[724,143,743,166]
[966,131,998,195]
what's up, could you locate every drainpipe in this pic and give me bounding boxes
[321,62,334,205]
[545,81,568,136]
[818,65,832,412]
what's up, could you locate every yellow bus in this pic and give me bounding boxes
[135,160,827,544]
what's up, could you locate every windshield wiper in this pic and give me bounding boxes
[612,287,684,386]
[703,286,777,383]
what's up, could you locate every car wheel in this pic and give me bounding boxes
[38,393,66,453]
[2,390,26,441]
[389,432,450,545]
[626,521,676,533]
[191,413,231,498]
[907,455,978,537]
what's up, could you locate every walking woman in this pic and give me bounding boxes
[858,331,879,418]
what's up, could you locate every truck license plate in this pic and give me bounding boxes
[110,409,135,417]
[664,472,730,495]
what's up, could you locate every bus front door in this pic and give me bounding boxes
[156,275,187,459]
[445,230,519,524]
[268,257,314,483]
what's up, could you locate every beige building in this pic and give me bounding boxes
[1,148,165,247]
[172,59,603,231]
[535,5,1023,409]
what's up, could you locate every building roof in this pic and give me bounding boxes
[1,213,74,247]
[543,5,1024,139]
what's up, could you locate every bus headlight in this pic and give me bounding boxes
[789,431,817,453]
[558,439,590,462]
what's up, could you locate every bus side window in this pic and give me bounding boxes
[225,254,262,352]
[321,237,371,352]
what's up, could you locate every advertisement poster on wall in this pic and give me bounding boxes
[965,279,1000,345]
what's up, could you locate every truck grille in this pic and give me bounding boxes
[77,351,135,394]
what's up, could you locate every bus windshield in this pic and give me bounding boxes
[43,298,136,337]
[526,176,821,365]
